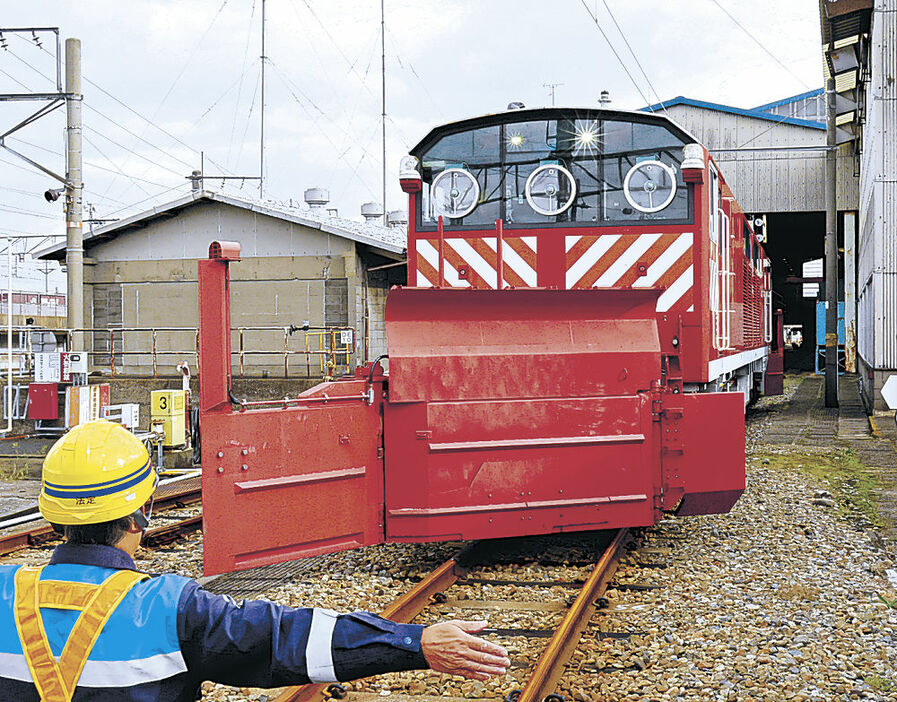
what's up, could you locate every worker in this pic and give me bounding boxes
[0,420,509,701]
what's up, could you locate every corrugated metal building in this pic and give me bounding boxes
[37,190,405,376]
[856,0,897,409]
[643,96,857,212]
[643,95,860,373]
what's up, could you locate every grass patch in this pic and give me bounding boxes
[866,675,896,693]
[0,462,27,481]
[752,448,885,529]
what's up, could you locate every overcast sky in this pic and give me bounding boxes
[0,0,823,252]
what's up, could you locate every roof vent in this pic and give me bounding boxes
[361,202,384,222]
[386,210,408,228]
[507,101,526,110]
[599,90,611,107]
[304,187,330,209]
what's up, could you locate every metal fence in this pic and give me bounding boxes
[0,325,357,379]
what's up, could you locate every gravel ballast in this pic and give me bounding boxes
[2,376,896,701]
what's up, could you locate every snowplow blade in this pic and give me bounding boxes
[383,287,666,541]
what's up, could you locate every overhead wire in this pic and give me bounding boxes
[268,59,386,172]
[3,41,199,175]
[707,0,812,91]
[149,0,230,121]
[597,0,668,115]
[14,34,234,176]
[577,0,653,108]
[233,67,261,175]
[98,183,192,218]
[268,63,379,199]
[228,0,258,171]
[385,28,445,122]
[82,133,153,198]
[4,137,177,193]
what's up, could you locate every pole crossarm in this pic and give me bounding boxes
[0,93,68,102]
[0,138,68,184]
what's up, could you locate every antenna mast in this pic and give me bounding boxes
[260,0,266,198]
[381,0,387,223]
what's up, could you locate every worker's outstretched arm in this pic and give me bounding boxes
[177,583,507,689]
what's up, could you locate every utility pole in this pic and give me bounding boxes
[259,0,266,199]
[824,77,839,407]
[381,0,387,224]
[65,38,84,350]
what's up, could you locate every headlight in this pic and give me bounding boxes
[622,160,677,214]
[525,164,577,216]
[430,168,479,219]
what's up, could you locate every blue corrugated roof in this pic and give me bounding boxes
[641,96,825,130]
[752,88,824,112]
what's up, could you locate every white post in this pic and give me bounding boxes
[1,239,13,434]
[844,210,857,373]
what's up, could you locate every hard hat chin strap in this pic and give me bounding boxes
[132,492,154,532]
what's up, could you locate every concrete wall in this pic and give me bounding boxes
[662,104,859,213]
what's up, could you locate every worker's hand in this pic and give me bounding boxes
[421,620,510,680]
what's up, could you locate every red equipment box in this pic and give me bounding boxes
[27,382,58,420]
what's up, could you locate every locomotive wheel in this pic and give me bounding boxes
[544,694,565,702]
[505,689,522,702]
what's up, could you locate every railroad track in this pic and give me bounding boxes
[272,529,630,702]
[0,474,202,556]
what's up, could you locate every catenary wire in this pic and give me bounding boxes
[707,0,812,91]
[598,0,669,115]
[578,0,654,108]
[228,0,258,171]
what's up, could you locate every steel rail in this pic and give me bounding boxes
[141,515,203,548]
[0,479,202,556]
[272,553,469,702]
[516,528,628,702]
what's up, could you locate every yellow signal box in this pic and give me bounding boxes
[151,389,186,447]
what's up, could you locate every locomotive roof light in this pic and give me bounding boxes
[525,163,577,216]
[681,143,705,170]
[430,167,479,219]
[399,155,422,194]
[622,160,677,214]
[399,155,419,179]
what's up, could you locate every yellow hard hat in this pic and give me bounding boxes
[39,419,157,525]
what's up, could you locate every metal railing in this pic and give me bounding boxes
[5,325,357,379]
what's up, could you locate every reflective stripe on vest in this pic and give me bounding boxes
[13,566,149,702]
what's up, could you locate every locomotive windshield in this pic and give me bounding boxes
[415,111,691,228]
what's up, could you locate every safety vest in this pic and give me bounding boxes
[0,562,191,701]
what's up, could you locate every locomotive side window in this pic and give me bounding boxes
[417,112,691,229]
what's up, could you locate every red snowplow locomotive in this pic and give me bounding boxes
[198,108,776,576]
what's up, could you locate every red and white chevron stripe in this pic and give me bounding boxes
[415,236,538,289]
[565,232,694,312]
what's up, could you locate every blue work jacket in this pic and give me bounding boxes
[0,543,427,701]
